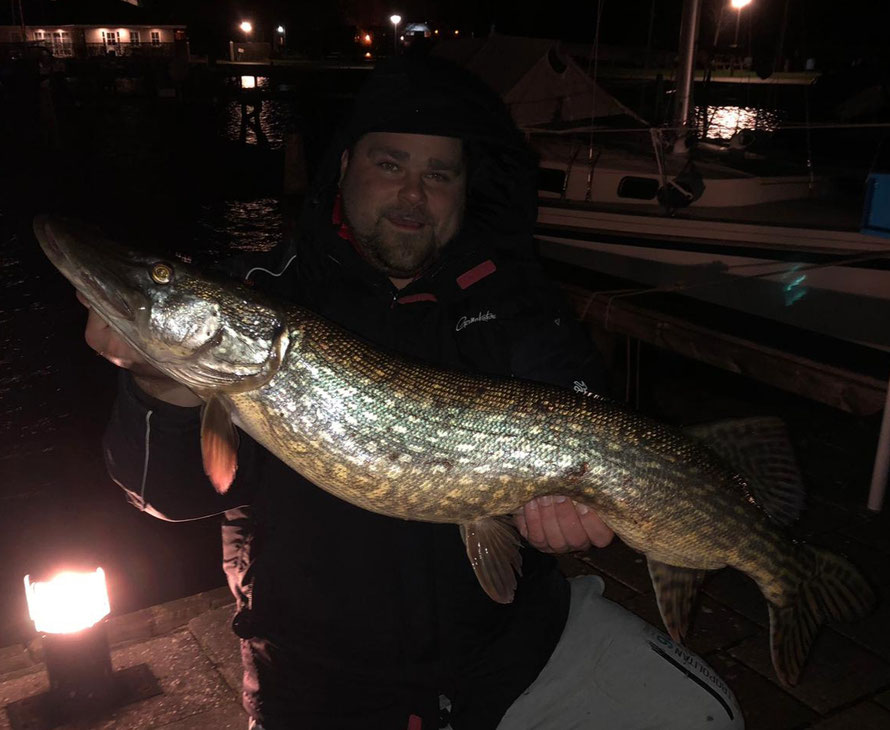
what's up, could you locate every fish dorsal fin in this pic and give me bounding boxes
[647,558,709,642]
[460,517,523,604]
[200,394,239,494]
[684,417,805,526]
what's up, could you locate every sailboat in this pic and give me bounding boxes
[434,3,890,511]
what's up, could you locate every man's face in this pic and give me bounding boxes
[339,132,467,280]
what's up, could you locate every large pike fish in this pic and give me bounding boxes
[36,215,874,686]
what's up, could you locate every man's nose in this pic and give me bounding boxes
[398,173,426,205]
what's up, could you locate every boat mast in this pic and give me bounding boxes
[673,0,703,152]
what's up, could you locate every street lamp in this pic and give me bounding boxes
[239,20,253,35]
[731,0,751,47]
[390,14,401,55]
[276,25,286,51]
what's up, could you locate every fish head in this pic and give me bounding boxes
[35,215,289,393]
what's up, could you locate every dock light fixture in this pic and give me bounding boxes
[390,14,401,54]
[5,568,160,730]
[25,568,110,634]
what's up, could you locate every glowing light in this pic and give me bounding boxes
[24,569,110,634]
[363,33,372,44]
[434,29,439,35]
[731,0,752,8]
[390,14,402,26]
[365,52,372,58]
[782,265,809,306]
[701,105,781,141]
[240,75,256,88]
[239,21,253,34]
[454,29,460,35]
[277,26,285,34]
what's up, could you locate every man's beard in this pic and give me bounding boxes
[350,206,443,279]
[359,226,440,278]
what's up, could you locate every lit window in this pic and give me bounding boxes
[130,30,140,44]
[52,30,71,56]
[151,31,160,45]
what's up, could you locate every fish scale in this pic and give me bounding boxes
[34,214,876,688]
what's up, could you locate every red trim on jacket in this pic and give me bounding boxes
[456,259,497,290]
[331,191,365,259]
[396,292,438,305]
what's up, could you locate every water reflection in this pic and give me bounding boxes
[223,77,290,148]
[191,199,284,259]
[696,104,784,140]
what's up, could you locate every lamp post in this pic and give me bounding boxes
[390,14,401,55]
[277,25,286,52]
[234,20,252,62]
[731,0,751,48]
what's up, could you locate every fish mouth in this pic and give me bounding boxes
[34,215,140,322]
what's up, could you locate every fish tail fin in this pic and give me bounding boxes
[769,545,875,686]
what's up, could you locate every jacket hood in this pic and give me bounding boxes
[304,56,539,254]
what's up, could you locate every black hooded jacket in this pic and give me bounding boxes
[103,58,606,729]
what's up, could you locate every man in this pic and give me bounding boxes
[82,59,743,728]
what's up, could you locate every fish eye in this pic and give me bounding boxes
[150,262,173,284]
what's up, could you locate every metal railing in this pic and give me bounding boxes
[83,42,178,59]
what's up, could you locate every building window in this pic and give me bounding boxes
[102,30,119,46]
[151,31,160,45]
[35,30,46,41]
[52,30,71,57]
[130,31,140,45]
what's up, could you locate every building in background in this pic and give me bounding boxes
[0,0,186,60]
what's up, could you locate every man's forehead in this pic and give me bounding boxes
[356,131,463,161]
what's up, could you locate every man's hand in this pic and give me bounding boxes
[515,496,614,553]
[77,290,202,407]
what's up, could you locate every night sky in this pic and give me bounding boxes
[4,0,889,69]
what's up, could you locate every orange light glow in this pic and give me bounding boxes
[241,75,256,88]
[24,569,110,634]
[454,29,460,35]
[363,34,372,44]
[364,52,372,58]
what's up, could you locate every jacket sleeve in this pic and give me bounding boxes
[103,371,256,521]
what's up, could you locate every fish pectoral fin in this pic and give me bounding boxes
[684,417,805,526]
[200,394,239,494]
[460,517,523,604]
[647,558,709,643]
